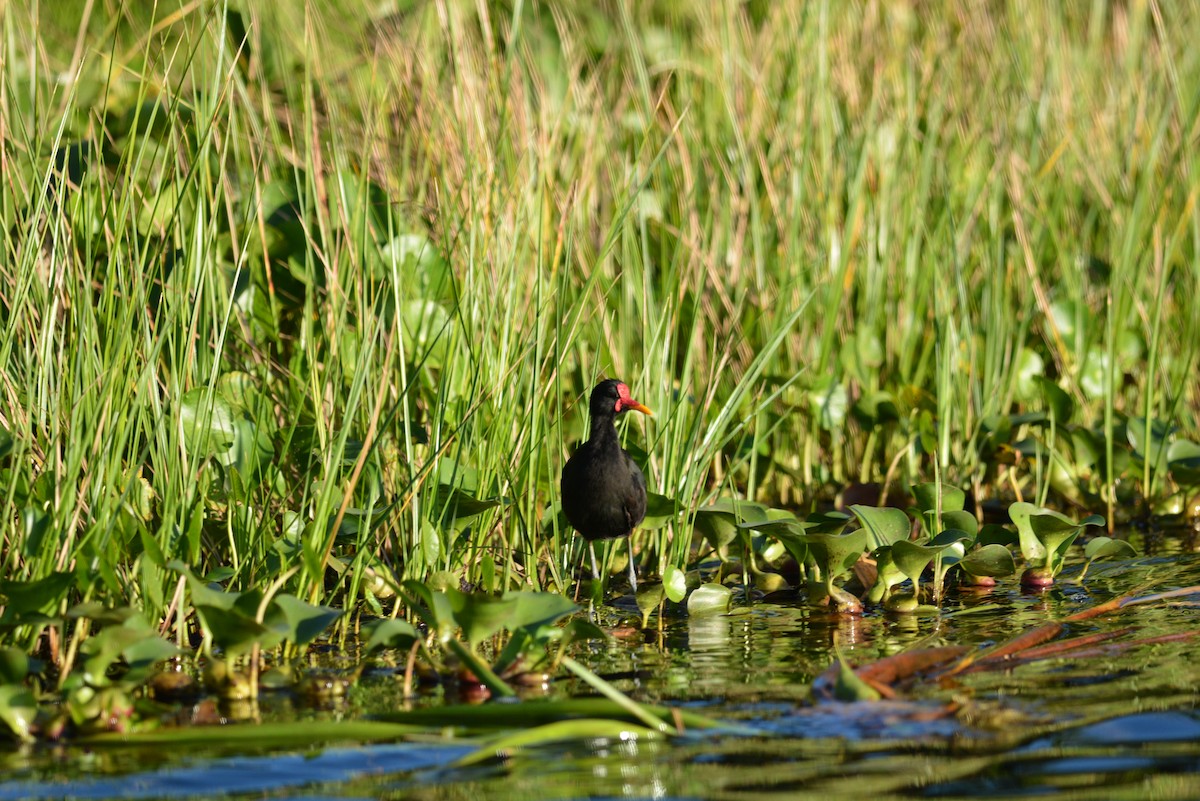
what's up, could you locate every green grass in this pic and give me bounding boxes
[1,1,1199,654]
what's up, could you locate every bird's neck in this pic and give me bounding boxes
[588,415,619,446]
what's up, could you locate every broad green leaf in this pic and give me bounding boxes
[642,492,682,530]
[891,539,941,582]
[0,572,74,622]
[636,582,665,618]
[960,544,1017,578]
[269,594,343,648]
[444,589,517,646]
[1014,347,1045,401]
[662,565,688,603]
[506,592,578,631]
[848,505,911,549]
[178,388,238,459]
[804,528,868,580]
[1083,536,1137,562]
[941,510,978,539]
[686,583,732,616]
[0,685,36,742]
[1034,376,1074,424]
[0,647,30,684]
[912,483,965,515]
[362,618,420,653]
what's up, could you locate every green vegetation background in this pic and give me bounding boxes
[2,2,1198,635]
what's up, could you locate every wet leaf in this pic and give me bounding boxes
[636,583,665,620]
[663,565,687,603]
[1083,537,1137,562]
[687,583,732,616]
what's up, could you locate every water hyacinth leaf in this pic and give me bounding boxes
[1083,537,1137,562]
[1167,439,1200,487]
[0,425,12,460]
[978,523,1018,548]
[833,657,881,702]
[444,588,518,646]
[401,299,452,367]
[853,390,900,427]
[1034,375,1074,424]
[807,375,849,431]
[636,582,665,621]
[1014,347,1045,401]
[891,540,941,583]
[435,483,503,524]
[912,482,966,515]
[960,544,1017,578]
[848,505,910,549]
[0,647,30,684]
[693,500,742,550]
[929,529,971,550]
[867,546,908,604]
[1011,502,1104,572]
[506,591,578,631]
[419,519,442,567]
[80,619,178,686]
[0,686,36,743]
[1127,416,1173,471]
[362,618,420,653]
[687,583,732,616]
[179,388,238,459]
[0,572,74,623]
[1075,536,1139,582]
[66,602,140,627]
[641,492,681,530]
[804,528,869,579]
[21,506,51,558]
[269,594,343,648]
[1079,346,1112,399]
[663,565,688,603]
[941,510,978,538]
[1009,501,1046,562]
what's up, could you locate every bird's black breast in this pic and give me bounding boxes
[561,442,647,542]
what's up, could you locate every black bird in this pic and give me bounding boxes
[561,379,652,591]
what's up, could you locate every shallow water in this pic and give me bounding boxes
[2,549,1198,800]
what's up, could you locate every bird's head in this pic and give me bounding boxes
[590,379,653,418]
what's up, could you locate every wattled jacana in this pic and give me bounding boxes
[561,379,652,591]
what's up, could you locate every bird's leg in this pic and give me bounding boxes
[627,536,638,592]
[589,541,601,583]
